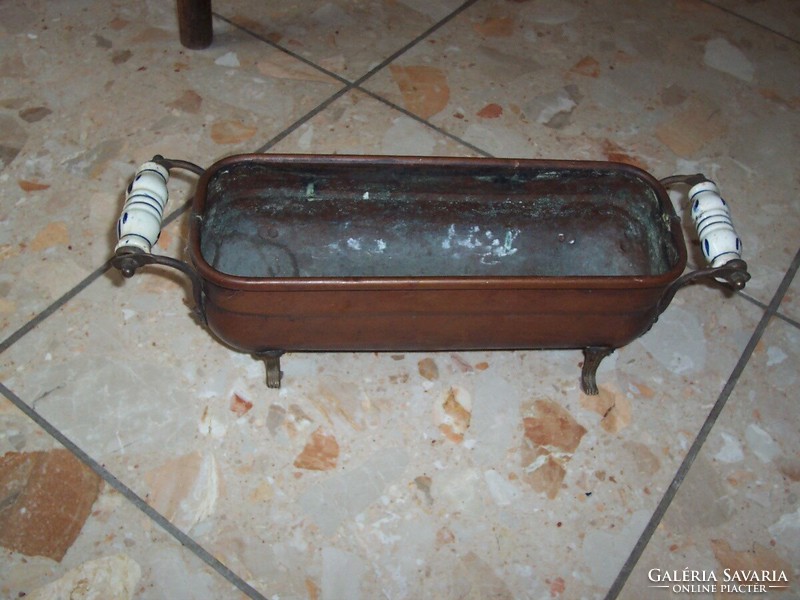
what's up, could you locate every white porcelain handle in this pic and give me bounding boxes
[115,161,170,254]
[689,180,742,268]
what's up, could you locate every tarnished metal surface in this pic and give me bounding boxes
[187,155,689,394]
[199,158,679,280]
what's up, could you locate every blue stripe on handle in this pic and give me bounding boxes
[136,168,168,183]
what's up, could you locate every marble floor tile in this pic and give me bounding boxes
[0,396,255,599]
[1,0,798,598]
[617,315,799,599]
[270,88,481,155]
[212,0,469,81]
[779,261,800,325]
[710,0,800,42]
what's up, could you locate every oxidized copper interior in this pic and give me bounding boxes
[198,157,681,281]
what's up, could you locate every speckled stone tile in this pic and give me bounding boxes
[711,0,800,42]
[617,316,799,599]
[779,260,800,324]
[0,396,251,600]
[1,0,798,598]
[212,0,469,81]
[270,88,480,155]
[362,0,800,304]
[0,0,343,341]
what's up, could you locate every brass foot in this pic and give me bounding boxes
[581,347,614,395]
[254,351,283,389]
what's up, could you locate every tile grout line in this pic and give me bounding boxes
[355,88,494,158]
[0,200,191,356]
[347,0,481,89]
[0,262,110,356]
[772,307,800,330]
[253,86,353,153]
[701,0,800,45]
[0,380,270,600]
[211,13,351,86]
[604,246,800,600]
[721,288,800,330]
[257,0,483,152]
[212,0,486,155]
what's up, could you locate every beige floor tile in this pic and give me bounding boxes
[618,316,799,599]
[0,0,797,598]
[710,0,800,42]
[212,0,469,80]
[779,262,800,324]
[0,396,255,600]
[270,88,481,155]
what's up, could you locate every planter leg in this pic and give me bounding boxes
[581,347,614,395]
[254,351,283,389]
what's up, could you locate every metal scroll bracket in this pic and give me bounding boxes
[656,257,750,317]
[111,248,207,324]
[581,258,749,396]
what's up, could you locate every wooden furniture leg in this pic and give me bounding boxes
[177,0,213,49]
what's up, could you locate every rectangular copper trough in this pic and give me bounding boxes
[112,154,749,393]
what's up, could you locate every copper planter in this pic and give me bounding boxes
[112,154,749,393]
